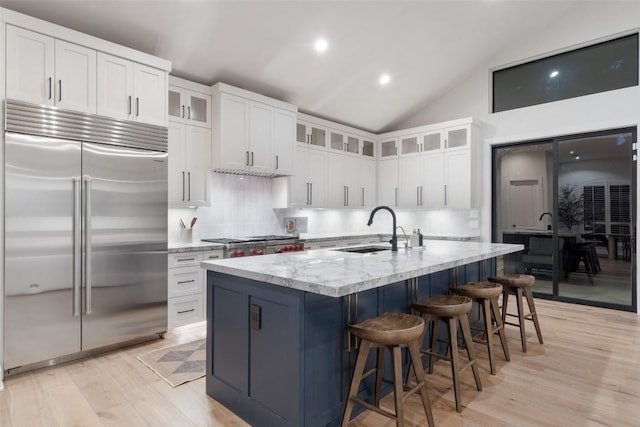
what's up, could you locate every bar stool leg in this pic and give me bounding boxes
[480,298,497,375]
[491,296,510,362]
[342,340,372,427]
[407,340,435,427]
[459,314,482,392]
[428,317,440,374]
[392,346,405,427]
[524,286,544,344]
[446,317,463,412]
[501,288,510,325]
[515,288,527,352]
[374,347,384,406]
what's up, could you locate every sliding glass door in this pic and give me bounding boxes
[493,128,636,311]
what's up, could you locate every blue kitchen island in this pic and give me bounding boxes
[202,241,523,427]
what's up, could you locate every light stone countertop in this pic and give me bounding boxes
[202,240,523,297]
[168,241,226,253]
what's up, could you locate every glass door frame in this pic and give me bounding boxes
[492,126,637,312]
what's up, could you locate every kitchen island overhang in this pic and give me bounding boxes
[202,241,523,427]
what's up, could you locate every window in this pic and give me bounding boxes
[493,33,639,113]
[583,183,631,235]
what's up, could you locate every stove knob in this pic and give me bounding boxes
[289,245,295,251]
[297,244,304,251]
[276,248,283,254]
[258,250,265,255]
[231,251,238,257]
[239,250,245,257]
[251,249,258,255]
[283,246,290,252]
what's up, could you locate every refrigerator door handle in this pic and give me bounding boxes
[84,178,93,315]
[73,178,82,317]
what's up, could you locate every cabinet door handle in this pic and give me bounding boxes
[48,77,52,100]
[177,280,196,284]
[128,96,132,115]
[251,151,254,166]
[444,184,447,206]
[187,172,191,201]
[275,155,279,170]
[421,186,423,206]
[182,105,185,118]
[246,151,250,166]
[207,254,221,259]
[187,106,191,120]
[136,97,140,117]
[417,187,420,206]
[181,171,185,201]
[310,183,313,205]
[177,257,196,262]
[178,308,195,315]
[58,80,62,102]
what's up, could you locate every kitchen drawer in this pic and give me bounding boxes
[168,294,204,329]
[168,265,203,298]
[168,251,203,268]
[203,249,224,261]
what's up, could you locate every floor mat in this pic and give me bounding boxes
[137,339,206,387]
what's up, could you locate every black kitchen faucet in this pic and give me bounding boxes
[367,206,398,251]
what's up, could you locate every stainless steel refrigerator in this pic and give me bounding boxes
[4,100,168,372]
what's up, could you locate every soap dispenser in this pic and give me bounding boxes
[417,228,424,247]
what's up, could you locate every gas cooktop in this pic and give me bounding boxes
[201,235,297,244]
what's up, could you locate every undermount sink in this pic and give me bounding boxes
[332,246,391,254]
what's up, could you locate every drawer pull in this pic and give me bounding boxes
[207,255,220,259]
[177,308,195,315]
[177,280,196,284]
[177,258,196,262]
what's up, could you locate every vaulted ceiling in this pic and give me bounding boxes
[1,1,584,133]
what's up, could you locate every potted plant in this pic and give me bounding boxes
[558,184,584,231]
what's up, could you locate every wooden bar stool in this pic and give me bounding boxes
[342,312,435,427]
[453,282,510,375]
[488,274,543,352]
[411,295,482,413]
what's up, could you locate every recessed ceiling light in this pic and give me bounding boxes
[550,70,559,78]
[575,156,580,160]
[314,38,328,53]
[570,150,574,154]
[379,74,391,85]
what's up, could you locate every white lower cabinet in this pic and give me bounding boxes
[167,249,223,329]
[168,294,204,329]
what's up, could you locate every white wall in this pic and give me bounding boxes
[397,1,640,311]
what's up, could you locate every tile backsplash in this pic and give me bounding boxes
[168,174,479,243]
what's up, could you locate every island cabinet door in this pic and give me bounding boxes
[207,273,304,427]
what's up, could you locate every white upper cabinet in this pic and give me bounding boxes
[211,83,297,176]
[97,53,133,120]
[285,145,327,208]
[379,118,480,209]
[168,122,210,207]
[297,121,327,149]
[377,158,398,208]
[168,78,211,128]
[7,26,96,113]
[132,63,166,126]
[54,40,96,113]
[97,54,166,126]
[7,23,167,124]
[272,108,296,175]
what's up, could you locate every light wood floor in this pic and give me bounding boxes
[1,299,639,427]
